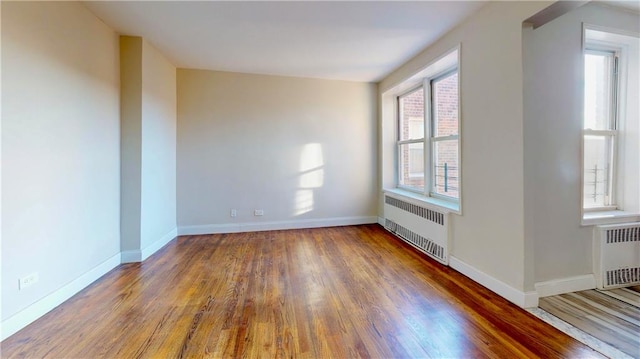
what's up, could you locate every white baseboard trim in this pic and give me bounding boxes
[1,253,121,341]
[523,291,539,308]
[377,216,385,226]
[178,216,378,236]
[120,250,141,263]
[449,256,538,308]
[141,228,177,261]
[535,274,596,298]
[121,228,178,263]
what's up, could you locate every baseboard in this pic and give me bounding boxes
[141,228,177,261]
[1,253,121,341]
[120,250,142,263]
[121,228,178,263]
[449,256,538,308]
[377,216,385,226]
[179,223,238,236]
[178,216,378,236]
[523,291,539,308]
[535,274,596,298]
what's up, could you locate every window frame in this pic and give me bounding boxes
[582,46,620,212]
[579,25,640,225]
[397,85,426,187]
[396,66,460,203]
[429,69,460,201]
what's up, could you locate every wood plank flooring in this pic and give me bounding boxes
[604,286,640,307]
[1,225,604,358]
[539,286,640,358]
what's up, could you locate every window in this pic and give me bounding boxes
[397,69,459,202]
[381,47,460,212]
[582,26,640,220]
[583,49,618,209]
[398,87,425,188]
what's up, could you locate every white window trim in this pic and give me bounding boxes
[582,210,640,226]
[397,84,424,192]
[582,129,618,212]
[581,24,640,225]
[583,47,619,211]
[429,69,459,202]
[384,187,459,214]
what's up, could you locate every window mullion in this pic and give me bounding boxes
[612,54,619,130]
[583,129,617,136]
[424,77,432,197]
[608,52,619,206]
[608,134,617,207]
[432,135,459,142]
[398,138,425,145]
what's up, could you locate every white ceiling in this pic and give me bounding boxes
[83,1,486,82]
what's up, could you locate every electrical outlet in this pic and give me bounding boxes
[254,209,264,216]
[19,272,39,290]
[230,209,237,217]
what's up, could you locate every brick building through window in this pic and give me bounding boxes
[398,71,459,200]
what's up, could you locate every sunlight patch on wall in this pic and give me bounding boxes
[294,189,315,216]
[294,143,324,216]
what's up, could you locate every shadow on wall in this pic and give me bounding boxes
[294,143,324,216]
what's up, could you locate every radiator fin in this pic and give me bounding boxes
[384,219,445,262]
[384,196,444,225]
[606,227,640,244]
[606,267,640,287]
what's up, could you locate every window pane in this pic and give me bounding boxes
[433,72,459,137]
[584,52,614,130]
[433,140,459,198]
[583,135,613,207]
[399,142,424,190]
[399,88,424,141]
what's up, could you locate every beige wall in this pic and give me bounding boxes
[379,1,551,302]
[177,70,377,231]
[120,36,143,253]
[120,36,177,259]
[140,40,177,251]
[2,1,120,322]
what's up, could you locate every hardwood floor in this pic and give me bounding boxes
[539,287,640,357]
[1,225,603,358]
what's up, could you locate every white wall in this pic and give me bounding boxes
[523,3,640,287]
[379,1,550,305]
[177,70,377,232]
[120,36,177,260]
[1,0,120,329]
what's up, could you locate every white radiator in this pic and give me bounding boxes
[383,194,449,265]
[593,222,640,289]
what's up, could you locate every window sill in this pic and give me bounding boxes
[383,188,460,214]
[582,210,640,226]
